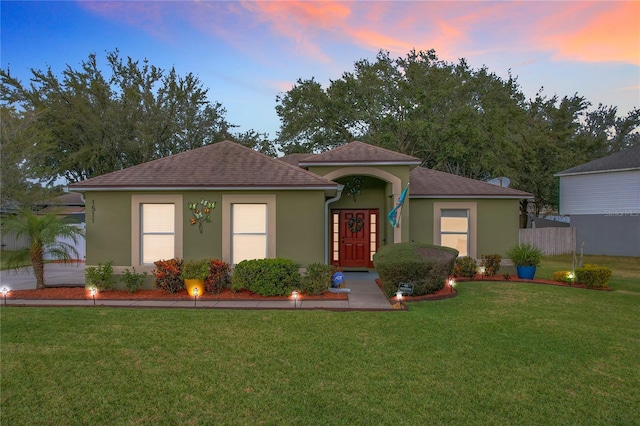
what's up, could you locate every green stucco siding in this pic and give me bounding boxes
[409,198,521,258]
[182,192,223,261]
[84,192,131,265]
[275,191,327,266]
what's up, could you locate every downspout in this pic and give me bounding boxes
[324,184,345,264]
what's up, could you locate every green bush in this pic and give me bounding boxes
[373,242,458,297]
[300,263,332,296]
[85,261,114,290]
[453,256,478,278]
[480,254,501,276]
[180,259,210,280]
[205,259,231,294]
[576,264,612,288]
[232,258,300,296]
[121,267,147,292]
[153,258,184,294]
[552,270,574,283]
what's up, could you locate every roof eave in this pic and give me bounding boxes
[69,185,338,192]
[300,161,422,167]
[554,167,640,177]
[410,194,534,200]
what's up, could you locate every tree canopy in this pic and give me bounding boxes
[276,49,639,216]
[1,50,234,188]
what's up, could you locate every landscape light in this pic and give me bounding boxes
[1,287,9,305]
[449,278,456,293]
[292,290,299,308]
[479,266,486,279]
[90,287,97,305]
[193,287,199,307]
[396,291,403,303]
[567,272,574,285]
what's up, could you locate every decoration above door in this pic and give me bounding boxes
[345,176,364,202]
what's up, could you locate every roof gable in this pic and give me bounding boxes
[70,141,337,190]
[409,167,533,199]
[556,144,640,176]
[299,141,421,166]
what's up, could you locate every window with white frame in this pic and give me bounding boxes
[440,209,469,257]
[232,203,267,264]
[141,204,175,264]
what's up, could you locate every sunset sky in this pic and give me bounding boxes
[2,1,639,137]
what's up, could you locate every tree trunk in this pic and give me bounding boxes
[30,244,46,289]
[519,199,529,229]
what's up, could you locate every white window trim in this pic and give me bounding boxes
[222,194,276,264]
[433,202,477,259]
[131,194,183,271]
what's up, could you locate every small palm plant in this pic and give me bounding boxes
[2,209,84,289]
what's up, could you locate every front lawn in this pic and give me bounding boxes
[2,255,638,425]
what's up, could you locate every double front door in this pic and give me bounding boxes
[332,209,378,268]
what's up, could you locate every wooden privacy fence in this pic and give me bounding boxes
[519,227,576,255]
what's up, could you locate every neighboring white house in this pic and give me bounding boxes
[555,144,640,256]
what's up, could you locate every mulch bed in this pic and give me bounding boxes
[378,273,610,305]
[6,287,348,301]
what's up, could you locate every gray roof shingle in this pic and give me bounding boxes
[555,144,640,176]
[299,141,421,165]
[70,141,338,190]
[409,167,533,199]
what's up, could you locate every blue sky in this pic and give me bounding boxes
[2,1,638,138]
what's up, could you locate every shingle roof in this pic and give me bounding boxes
[278,153,315,167]
[409,167,533,199]
[70,141,338,190]
[555,144,640,176]
[299,141,421,166]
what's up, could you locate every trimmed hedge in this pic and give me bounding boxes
[232,258,300,296]
[576,264,612,288]
[300,263,332,296]
[373,242,458,296]
[480,254,501,276]
[454,256,478,278]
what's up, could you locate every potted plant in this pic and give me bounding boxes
[180,259,209,296]
[506,243,543,279]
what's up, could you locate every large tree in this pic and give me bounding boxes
[0,50,234,185]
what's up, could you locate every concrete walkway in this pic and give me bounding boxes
[0,266,394,311]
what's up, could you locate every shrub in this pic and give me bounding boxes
[85,261,114,290]
[373,242,458,297]
[506,243,543,267]
[153,258,184,294]
[232,258,300,296]
[552,270,574,284]
[480,254,501,276]
[575,264,612,288]
[453,257,478,278]
[205,259,231,294]
[121,267,147,293]
[301,263,332,296]
[180,259,210,281]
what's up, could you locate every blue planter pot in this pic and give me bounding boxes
[516,266,536,280]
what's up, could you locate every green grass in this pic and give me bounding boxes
[1,256,639,425]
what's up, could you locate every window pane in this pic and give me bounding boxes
[142,235,175,263]
[142,204,174,233]
[233,235,267,263]
[441,217,468,233]
[233,204,267,233]
[441,234,468,257]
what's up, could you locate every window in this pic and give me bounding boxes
[369,211,378,261]
[332,212,340,263]
[440,209,469,257]
[141,204,175,264]
[232,204,267,264]
[131,194,182,270]
[222,194,276,265]
[434,202,476,259]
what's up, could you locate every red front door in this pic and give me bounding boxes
[336,209,377,268]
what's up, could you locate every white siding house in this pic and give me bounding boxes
[555,145,640,256]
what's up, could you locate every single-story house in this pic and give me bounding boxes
[555,144,640,256]
[69,140,533,278]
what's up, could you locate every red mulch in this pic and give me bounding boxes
[6,287,348,301]
[378,273,610,305]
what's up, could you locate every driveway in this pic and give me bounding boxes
[0,263,86,290]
